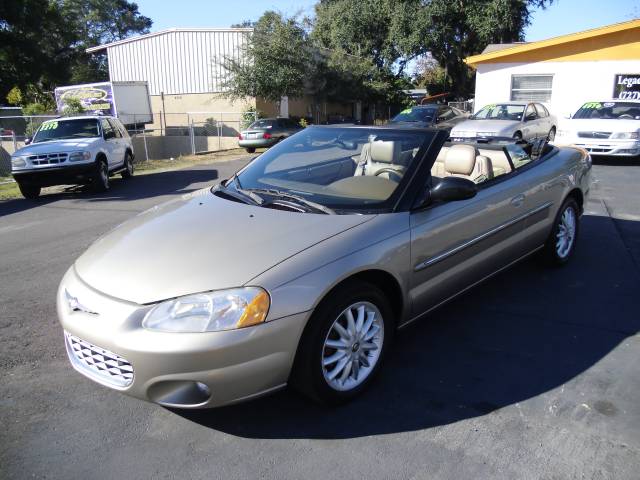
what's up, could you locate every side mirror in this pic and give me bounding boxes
[24,137,32,145]
[104,130,115,140]
[525,113,536,122]
[431,176,478,202]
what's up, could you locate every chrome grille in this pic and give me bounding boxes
[65,332,133,388]
[29,152,68,165]
[577,131,611,139]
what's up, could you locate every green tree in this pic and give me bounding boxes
[0,1,152,103]
[425,0,554,97]
[221,11,312,103]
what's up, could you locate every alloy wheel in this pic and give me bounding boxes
[321,302,384,391]
[556,206,576,258]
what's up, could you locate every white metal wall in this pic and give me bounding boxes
[106,29,250,96]
[474,60,640,120]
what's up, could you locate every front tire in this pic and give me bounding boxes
[513,131,523,141]
[547,127,556,142]
[93,159,109,192]
[121,152,134,178]
[18,183,41,199]
[291,282,393,405]
[542,197,579,266]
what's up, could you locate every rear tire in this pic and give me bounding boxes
[18,183,41,199]
[290,282,393,405]
[121,152,134,179]
[245,147,256,154]
[541,197,579,266]
[93,159,109,192]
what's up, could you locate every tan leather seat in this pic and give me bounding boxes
[477,148,513,178]
[355,140,406,181]
[442,144,494,183]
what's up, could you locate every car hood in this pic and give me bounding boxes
[451,119,517,134]
[14,137,101,156]
[74,189,375,304]
[562,118,640,132]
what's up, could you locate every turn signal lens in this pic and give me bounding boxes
[236,290,270,328]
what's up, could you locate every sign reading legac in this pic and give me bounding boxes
[613,74,640,100]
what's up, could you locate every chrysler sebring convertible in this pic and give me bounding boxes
[58,126,591,408]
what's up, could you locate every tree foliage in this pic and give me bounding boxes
[0,0,151,105]
[222,11,311,103]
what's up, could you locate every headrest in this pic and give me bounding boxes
[370,140,400,164]
[445,144,477,175]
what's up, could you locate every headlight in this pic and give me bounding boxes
[142,287,270,333]
[610,132,639,140]
[11,156,27,168]
[68,151,92,162]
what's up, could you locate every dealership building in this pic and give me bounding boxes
[465,19,640,118]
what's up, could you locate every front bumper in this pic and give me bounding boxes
[57,267,309,408]
[12,162,96,187]
[555,138,640,157]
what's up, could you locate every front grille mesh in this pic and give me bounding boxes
[29,152,68,165]
[65,333,133,388]
[577,131,611,139]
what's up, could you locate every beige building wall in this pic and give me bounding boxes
[147,93,255,129]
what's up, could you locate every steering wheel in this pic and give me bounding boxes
[374,168,403,182]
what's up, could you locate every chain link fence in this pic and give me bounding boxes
[0,112,252,174]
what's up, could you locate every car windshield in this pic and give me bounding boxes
[248,120,275,129]
[573,102,640,120]
[33,118,100,143]
[473,104,525,121]
[391,107,436,123]
[224,127,434,212]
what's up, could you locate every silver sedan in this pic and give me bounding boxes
[450,102,557,142]
[58,126,591,408]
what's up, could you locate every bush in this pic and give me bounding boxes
[241,106,262,130]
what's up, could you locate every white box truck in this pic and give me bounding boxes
[54,81,152,127]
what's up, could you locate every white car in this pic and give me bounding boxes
[450,102,557,142]
[555,100,640,157]
[11,115,134,199]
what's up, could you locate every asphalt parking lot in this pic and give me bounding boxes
[1,155,639,480]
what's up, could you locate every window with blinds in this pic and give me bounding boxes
[510,75,553,102]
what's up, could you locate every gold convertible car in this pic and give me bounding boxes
[58,126,592,408]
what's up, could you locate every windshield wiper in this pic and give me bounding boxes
[213,183,264,206]
[246,188,336,214]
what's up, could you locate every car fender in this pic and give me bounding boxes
[250,213,413,323]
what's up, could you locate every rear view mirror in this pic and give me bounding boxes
[430,176,477,202]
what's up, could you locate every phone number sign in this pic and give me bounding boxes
[613,74,640,100]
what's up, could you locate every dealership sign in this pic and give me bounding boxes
[54,82,115,115]
[613,74,640,100]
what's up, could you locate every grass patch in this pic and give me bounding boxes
[0,181,19,200]
[135,148,252,175]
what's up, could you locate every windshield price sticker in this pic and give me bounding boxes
[40,121,59,131]
[581,102,602,109]
[400,108,413,114]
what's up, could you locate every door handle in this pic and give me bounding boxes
[511,194,525,207]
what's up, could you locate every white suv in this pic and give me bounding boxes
[11,115,135,199]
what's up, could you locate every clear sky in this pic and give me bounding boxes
[134,0,638,41]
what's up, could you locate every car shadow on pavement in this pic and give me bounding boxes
[175,214,640,439]
[0,167,219,218]
[592,155,639,167]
